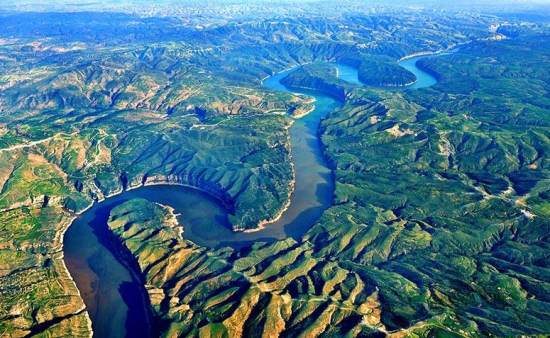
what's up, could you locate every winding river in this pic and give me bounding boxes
[398,54,439,89]
[64,56,439,337]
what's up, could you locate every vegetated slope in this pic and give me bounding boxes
[357,59,416,87]
[107,198,385,337]
[0,42,309,226]
[0,8,520,337]
[102,35,550,337]
[317,35,550,335]
[280,63,353,101]
[279,60,415,95]
[340,55,417,87]
[0,44,304,337]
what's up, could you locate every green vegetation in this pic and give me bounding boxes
[341,55,417,87]
[0,4,549,337]
[316,34,550,335]
[357,58,416,87]
[280,63,352,101]
[0,206,89,337]
[103,33,550,338]
[0,29,307,335]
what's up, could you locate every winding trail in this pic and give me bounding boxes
[0,132,76,154]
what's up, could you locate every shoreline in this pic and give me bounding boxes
[65,184,160,338]
[291,100,317,119]
[56,214,95,338]
[37,50,433,335]
[259,61,313,85]
[61,179,229,337]
[397,36,492,63]
[243,167,296,234]
[397,43,459,62]
[241,126,297,234]
[156,203,184,238]
[70,171,297,236]
[61,62,336,334]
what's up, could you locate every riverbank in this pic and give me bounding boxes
[53,216,94,338]
[62,61,347,335]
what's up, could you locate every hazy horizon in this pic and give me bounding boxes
[2,0,550,12]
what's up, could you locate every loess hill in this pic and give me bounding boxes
[101,35,550,337]
[0,5,549,338]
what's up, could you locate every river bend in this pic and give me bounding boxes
[64,57,438,337]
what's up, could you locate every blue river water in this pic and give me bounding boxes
[397,55,439,89]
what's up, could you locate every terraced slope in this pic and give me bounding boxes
[107,198,388,337]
